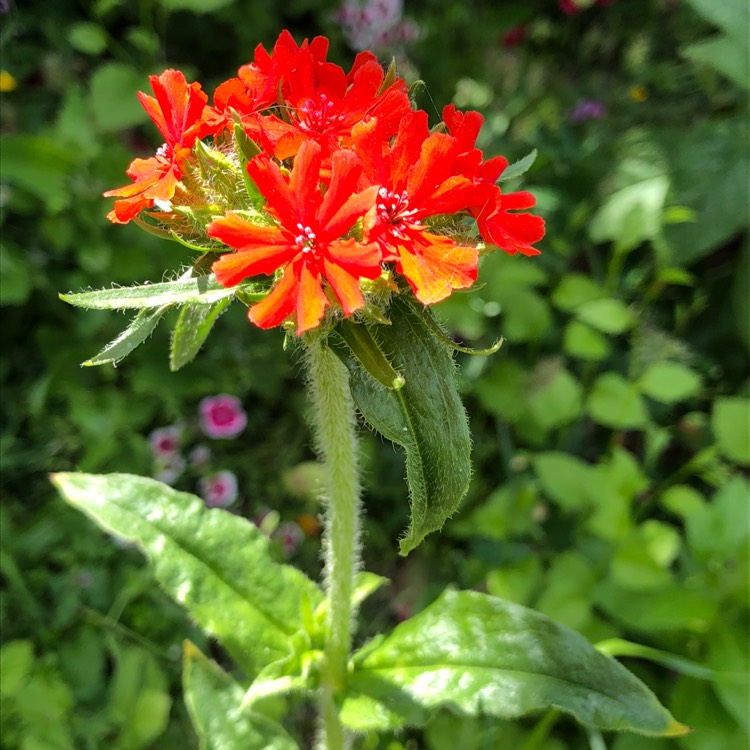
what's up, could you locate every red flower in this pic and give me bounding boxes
[352,111,481,305]
[104,70,207,223]
[442,104,545,257]
[202,31,331,136]
[245,47,411,162]
[207,140,380,334]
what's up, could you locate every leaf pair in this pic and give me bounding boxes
[60,272,264,369]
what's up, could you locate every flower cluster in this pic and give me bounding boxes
[148,394,247,505]
[105,30,544,335]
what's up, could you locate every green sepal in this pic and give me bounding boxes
[499,149,538,182]
[310,571,390,641]
[183,641,298,750]
[407,298,505,355]
[342,589,690,737]
[377,58,399,96]
[240,634,322,710]
[60,273,264,310]
[231,110,264,206]
[170,297,231,371]
[82,305,170,366]
[50,472,324,677]
[334,319,405,390]
[337,298,472,555]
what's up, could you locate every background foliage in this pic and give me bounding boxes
[1,0,747,748]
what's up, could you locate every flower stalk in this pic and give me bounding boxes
[305,335,362,750]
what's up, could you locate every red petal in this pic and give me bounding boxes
[212,243,297,285]
[323,258,366,316]
[249,265,298,329]
[390,111,429,190]
[407,133,457,203]
[295,263,329,334]
[289,140,323,226]
[325,238,382,277]
[207,212,288,250]
[247,153,300,231]
[397,233,478,305]
[139,70,207,149]
[318,149,363,230]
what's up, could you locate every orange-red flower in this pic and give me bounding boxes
[442,104,545,256]
[104,70,208,223]
[352,112,481,305]
[244,47,411,163]
[207,140,380,334]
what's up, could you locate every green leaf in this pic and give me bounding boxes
[108,640,171,749]
[499,149,537,182]
[60,274,259,310]
[183,641,297,750]
[596,639,716,681]
[576,298,634,335]
[589,175,670,252]
[83,305,170,366]
[587,373,649,429]
[637,361,701,404]
[711,397,750,465]
[343,590,688,736]
[526,362,583,433]
[533,452,595,511]
[0,640,34,697]
[51,473,323,675]
[552,274,606,312]
[0,243,33,306]
[610,521,680,591]
[681,0,748,38]
[89,63,151,132]
[564,320,611,361]
[339,299,471,555]
[660,117,749,264]
[68,22,108,55]
[351,571,390,607]
[682,35,749,89]
[594,581,717,633]
[0,135,76,211]
[170,298,231,371]
[161,0,235,11]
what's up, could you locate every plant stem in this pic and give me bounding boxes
[306,336,362,750]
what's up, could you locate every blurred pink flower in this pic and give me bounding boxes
[199,394,247,439]
[154,452,186,485]
[189,444,212,467]
[276,521,304,556]
[149,425,182,456]
[335,0,420,51]
[199,470,238,508]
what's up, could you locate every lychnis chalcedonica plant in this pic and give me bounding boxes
[53,30,689,750]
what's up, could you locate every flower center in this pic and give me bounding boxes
[294,223,318,254]
[377,188,421,238]
[299,94,341,133]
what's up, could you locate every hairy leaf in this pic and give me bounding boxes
[342,590,689,737]
[183,641,297,750]
[51,473,322,675]
[337,299,471,555]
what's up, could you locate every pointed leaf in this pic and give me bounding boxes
[60,274,263,310]
[343,590,689,736]
[183,641,297,750]
[50,473,323,675]
[337,299,471,555]
[499,149,538,182]
[83,305,170,366]
[170,298,231,371]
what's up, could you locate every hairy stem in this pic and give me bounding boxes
[306,336,362,750]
